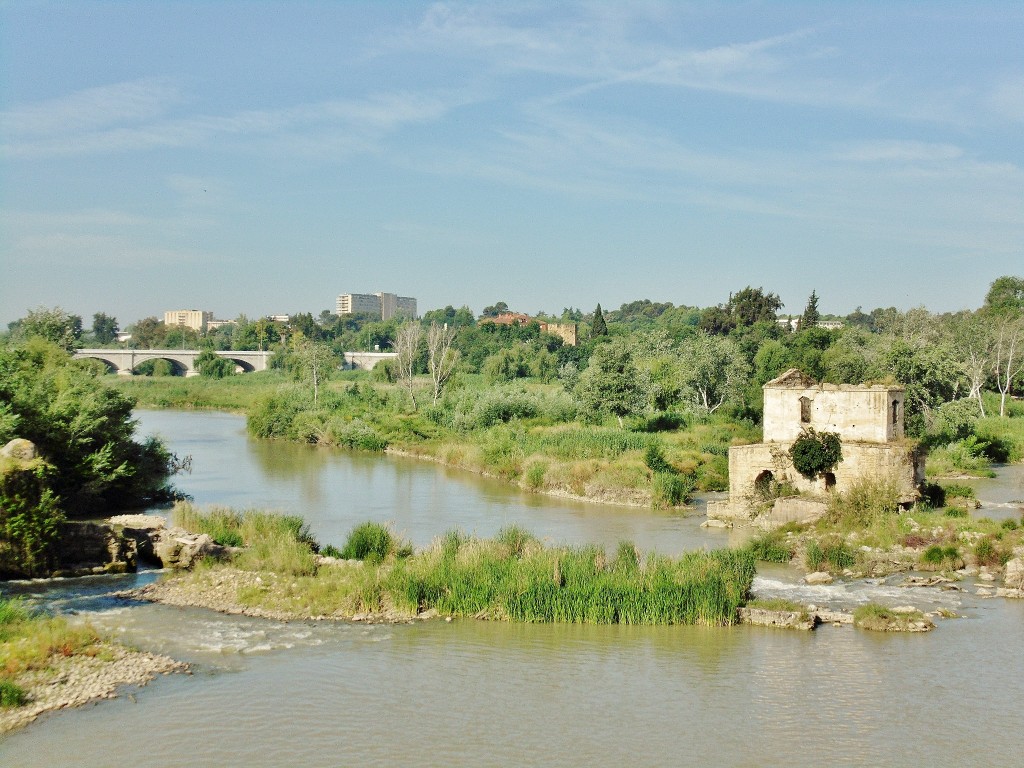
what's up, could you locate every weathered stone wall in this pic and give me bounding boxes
[764,384,905,443]
[713,441,923,521]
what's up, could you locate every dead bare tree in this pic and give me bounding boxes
[427,322,459,405]
[394,321,423,411]
[992,316,1024,418]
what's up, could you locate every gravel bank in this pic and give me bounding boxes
[0,645,187,734]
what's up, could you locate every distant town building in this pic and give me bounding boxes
[164,309,213,332]
[776,316,845,332]
[543,322,578,346]
[206,318,237,331]
[336,292,417,321]
[267,315,290,324]
[479,313,578,346]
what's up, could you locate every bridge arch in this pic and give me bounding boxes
[221,357,256,373]
[132,356,188,377]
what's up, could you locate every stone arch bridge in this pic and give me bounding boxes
[73,349,272,377]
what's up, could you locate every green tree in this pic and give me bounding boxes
[574,340,648,426]
[729,287,783,327]
[195,350,235,379]
[677,332,750,413]
[481,301,509,318]
[18,307,83,351]
[0,339,175,515]
[91,312,119,345]
[293,337,336,406]
[799,290,820,331]
[591,303,608,337]
[984,275,1024,315]
[128,317,167,349]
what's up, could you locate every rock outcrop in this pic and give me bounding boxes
[54,521,138,576]
[0,438,38,461]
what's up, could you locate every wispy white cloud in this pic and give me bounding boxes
[2,79,183,137]
[1,87,461,159]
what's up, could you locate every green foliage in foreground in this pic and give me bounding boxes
[1,339,175,515]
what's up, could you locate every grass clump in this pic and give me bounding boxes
[1,597,101,706]
[746,598,807,614]
[920,545,962,570]
[173,501,319,575]
[747,531,795,564]
[973,537,1007,568]
[227,521,756,627]
[853,603,927,632]
[804,537,856,573]
[339,522,394,563]
[0,679,27,708]
[651,471,694,508]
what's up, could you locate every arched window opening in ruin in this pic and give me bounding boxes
[799,396,811,423]
[754,470,774,497]
[892,400,900,426]
[824,472,836,491]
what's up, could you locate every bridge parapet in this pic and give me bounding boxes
[73,349,272,376]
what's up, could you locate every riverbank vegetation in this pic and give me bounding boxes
[80,276,1024,509]
[0,597,101,708]
[746,475,1024,577]
[163,504,755,626]
[1,340,177,577]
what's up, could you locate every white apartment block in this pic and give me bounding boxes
[336,292,417,321]
[164,309,213,332]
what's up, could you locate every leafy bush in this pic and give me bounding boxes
[643,443,674,474]
[629,411,687,433]
[523,460,547,490]
[942,483,976,500]
[1,459,64,577]
[789,428,842,480]
[944,507,968,518]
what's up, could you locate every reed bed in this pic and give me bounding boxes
[385,531,755,626]
[170,510,756,626]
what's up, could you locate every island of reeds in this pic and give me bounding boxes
[137,503,756,627]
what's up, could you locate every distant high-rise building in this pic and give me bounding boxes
[164,309,213,332]
[336,292,417,321]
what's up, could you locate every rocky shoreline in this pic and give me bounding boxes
[0,644,187,734]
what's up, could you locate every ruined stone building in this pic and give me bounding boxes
[708,369,924,525]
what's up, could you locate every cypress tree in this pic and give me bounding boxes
[591,303,608,337]
[799,290,820,331]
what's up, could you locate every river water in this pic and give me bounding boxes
[2,411,1023,766]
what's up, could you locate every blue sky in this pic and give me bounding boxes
[2,1,1022,327]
